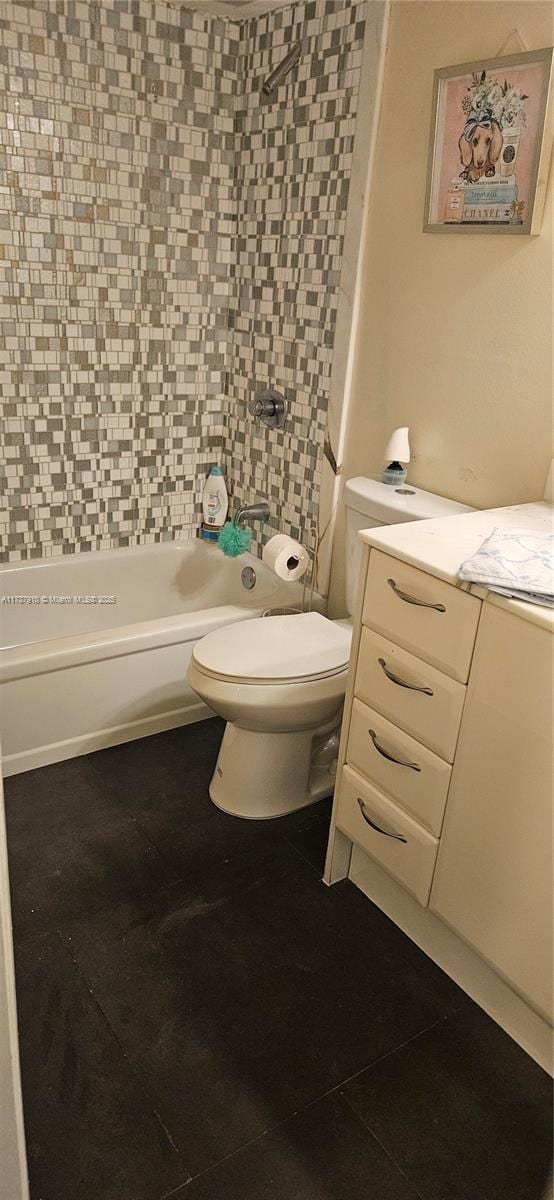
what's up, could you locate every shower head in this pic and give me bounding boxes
[261,40,302,97]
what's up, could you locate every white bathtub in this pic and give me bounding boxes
[0,540,316,777]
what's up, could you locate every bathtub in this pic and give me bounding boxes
[0,539,317,777]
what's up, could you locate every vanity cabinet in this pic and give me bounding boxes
[430,603,553,1023]
[334,549,477,900]
[327,523,553,1066]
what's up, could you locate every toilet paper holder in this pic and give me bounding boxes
[262,533,310,585]
[262,606,302,618]
[259,526,319,616]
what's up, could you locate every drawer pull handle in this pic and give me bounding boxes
[387,578,446,613]
[368,728,421,772]
[357,797,407,843]
[378,657,434,696]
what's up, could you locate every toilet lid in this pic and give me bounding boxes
[192,612,352,684]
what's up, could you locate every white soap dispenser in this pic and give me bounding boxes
[201,465,229,541]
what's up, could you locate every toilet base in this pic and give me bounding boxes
[209,718,342,820]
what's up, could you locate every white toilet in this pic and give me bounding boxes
[187,478,472,819]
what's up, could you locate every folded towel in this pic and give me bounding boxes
[458,527,554,608]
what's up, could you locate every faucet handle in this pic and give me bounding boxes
[249,395,275,419]
[248,389,287,430]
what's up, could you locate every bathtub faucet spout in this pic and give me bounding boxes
[234,502,270,527]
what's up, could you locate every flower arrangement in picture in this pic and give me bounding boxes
[462,70,529,130]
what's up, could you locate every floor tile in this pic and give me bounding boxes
[283,799,333,874]
[5,757,174,941]
[90,720,284,873]
[15,933,190,1200]
[89,720,329,885]
[60,849,468,1175]
[344,1005,554,1200]
[136,803,285,888]
[8,722,550,1200]
[88,720,226,829]
[5,753,123,839]
[333,879,472,1020]
[177,1092,420,1199]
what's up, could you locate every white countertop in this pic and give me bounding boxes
[360,501,554,631]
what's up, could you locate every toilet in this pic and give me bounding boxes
[187,478,473,819]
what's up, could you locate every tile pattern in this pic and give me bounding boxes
[0,0,367,564]
[0,0,238,561]
[5,720,552,1200]
[225,0,366,555]
[344,1006,554,1200]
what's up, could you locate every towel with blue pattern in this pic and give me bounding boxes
[458,527,554,608]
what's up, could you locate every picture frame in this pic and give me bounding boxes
[424,47,553,234]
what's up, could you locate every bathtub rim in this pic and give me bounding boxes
[0,535,211,576]
[0,604,276,684]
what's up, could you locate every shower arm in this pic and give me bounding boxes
[262,41,302,97]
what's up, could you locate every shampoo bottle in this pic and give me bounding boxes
[201,466,228,541]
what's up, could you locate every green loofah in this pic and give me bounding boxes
[217,521,252,557]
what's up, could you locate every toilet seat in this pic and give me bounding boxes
[191,611,352,686]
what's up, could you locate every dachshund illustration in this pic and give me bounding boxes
[459,113,503,182]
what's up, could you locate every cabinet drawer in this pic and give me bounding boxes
[337,765,439,905]
[355,627,466,762]
[347,698,450,835]
[363,549,481,683]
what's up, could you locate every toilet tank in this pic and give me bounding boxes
[344,477,474,615]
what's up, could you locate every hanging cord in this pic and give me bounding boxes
[300,496,339,613]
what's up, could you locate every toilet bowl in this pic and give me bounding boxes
[187,478,475,819]
[187,611,352,819]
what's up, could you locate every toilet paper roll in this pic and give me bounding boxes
[262,533,310,583]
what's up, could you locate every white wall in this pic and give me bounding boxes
[329,0,553,613]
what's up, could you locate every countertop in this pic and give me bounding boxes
[360,501,554,631]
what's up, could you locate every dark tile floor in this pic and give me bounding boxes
[5,719,552,1200]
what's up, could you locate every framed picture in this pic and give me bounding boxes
[424,47,553,234]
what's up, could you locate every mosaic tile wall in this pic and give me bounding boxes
[0,0,238,560]
[224,0,366,555]
[0,0,366,563]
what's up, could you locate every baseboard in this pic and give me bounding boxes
[2,702,213,777]
[348,846,553,1076]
